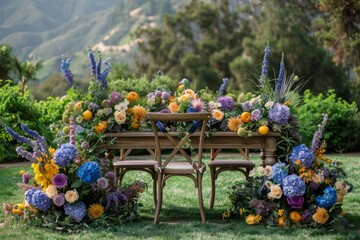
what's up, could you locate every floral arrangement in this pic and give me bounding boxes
[2,52,146,231]
[224,113,353,231]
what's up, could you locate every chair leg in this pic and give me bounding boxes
[209,167,216,209]
[197,172,206,224]
[153,173,163,224]
[152,172,157,208]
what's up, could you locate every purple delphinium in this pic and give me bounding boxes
[54,143,78,167]
[103,191,128,213]
[316,186,337,209]
[52,173,68,188]
[4,125,35,148]
[53,194,65,207]
[282,174,306,197]
[251,109,262,122]
[268,103,290,124]
[22,173,33,184]
[69,116,76,145]
[289,144,314,168]
[60,56,74,86]
[64,202,87,222]
[259,43,270,83]
[218,78,229,96]
[88,49,97,77]
[275,53,285,93]
[16,146,37,162]
[311,114,328,152]
[109,92,121,105]
[78,162,101,184]
[216,96,234,110]
[270,162,288,184]
[20,124,47,153]
[97,58,111,88]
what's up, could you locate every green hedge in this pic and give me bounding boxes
[296,89,360,152]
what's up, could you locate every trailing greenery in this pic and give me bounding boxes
[296,89,360,152]
[1,154,359,239]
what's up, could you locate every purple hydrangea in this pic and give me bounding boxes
[155,90,162,98]
[109,92,121,105]
[103,191,128,212]
[270,162,288,184]
[289,144,314,168]
[78,162,101,184]
[316,186,337,209]
[53,194,65,207]
[251,109,262,122]
[282,174,306,197]
[54,143,78,167]
[52,173,68,188]
[64,201,87,222]
[161,91,170,100]
[241,101,253,112]
[25,188,51,211]
[268,103,290,124]
[216,96,234,110]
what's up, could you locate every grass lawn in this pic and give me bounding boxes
[0,153,359,240]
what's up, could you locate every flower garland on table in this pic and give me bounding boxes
[225,114,353,232]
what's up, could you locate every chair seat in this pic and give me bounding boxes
[156,162,206,174]
[113,160,157,168]
[208,160,255,168]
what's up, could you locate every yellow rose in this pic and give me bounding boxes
[178,94,190,102]
[168,102,180,113]
[212,109,224,121]
[267,184,283,200]
[114,111,126,124]
[65,189,79,203]
[45,185,58,199]
[184,89,196,99]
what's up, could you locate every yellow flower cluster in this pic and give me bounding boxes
[299,167,314,183]
[245,214,262,225]
[32,158,59,190]
[312,207,329,224]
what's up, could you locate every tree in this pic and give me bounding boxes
[134,0,251,91]
[13,58,42,96]
[0,45,15,85]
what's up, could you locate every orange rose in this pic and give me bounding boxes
[168,102,180,113]
[212,109,224,121]
[94,121,108,133]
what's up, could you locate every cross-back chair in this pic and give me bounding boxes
[147,112,211,224]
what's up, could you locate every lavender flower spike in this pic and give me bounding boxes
[311,113,329,152]
[260,42,270,83]
[98,58,111,88]
[218,78,229,96]
[275,52,285,93]
[69,116,76,145]
[16,146,37,162]
[60,56,74,86]
[96,51,102,80]
[88,48,97,77]
[20,124,47,153]
[4,125,35,148]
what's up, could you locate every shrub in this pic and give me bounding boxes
[296,89,360,152]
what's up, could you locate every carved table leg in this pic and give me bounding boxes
[264,136,277,166]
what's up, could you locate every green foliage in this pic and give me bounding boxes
[0,44,15,84]
[296,89,360,152]
[34,96,69,126]
[109,74,176,96]
[0,84,55,162]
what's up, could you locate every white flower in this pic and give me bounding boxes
[146,96,156,106]
[264,165,273,178]
[265,101,274,109]
[114,111,126,124]
[248,170,255,178]
[257,166,266,176]
[115,102,128,112]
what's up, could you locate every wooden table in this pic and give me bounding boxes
[99,131,280,166]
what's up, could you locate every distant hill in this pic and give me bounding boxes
[0,0,186,80]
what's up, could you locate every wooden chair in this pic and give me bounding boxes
[113,148,157,207]
[147,112,211,224]
[208,148,255,209]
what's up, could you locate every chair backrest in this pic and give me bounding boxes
[147,112,211,172]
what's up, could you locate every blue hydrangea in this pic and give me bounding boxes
[25,188,51,211]
[270,162,288,184]
[268,103,290,124]
[54,143,78,167]
[289,144,314,168]
[316,186,337,209]
[78,161,101,184]
[64,201,87,222]
[282,174,306,197]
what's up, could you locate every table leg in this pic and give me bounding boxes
[264,136,277,165]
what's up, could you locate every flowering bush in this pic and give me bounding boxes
[225,114,353,231]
